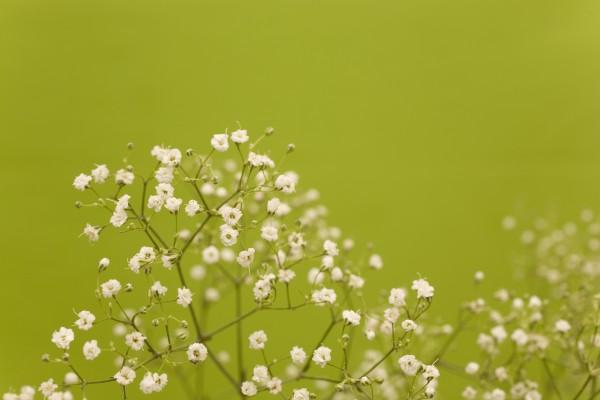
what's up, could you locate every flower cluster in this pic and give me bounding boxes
[3,127,439,400]
[437,213,600,400]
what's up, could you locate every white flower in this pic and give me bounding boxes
[411,278,434,299]
[369,254,383,270]
[149,281,168,297]
[185,200,201,216]
[423,364,440,380]
[83,340,101,360]
[90,164,110,183]
[312,346,332,368]
[275,174,296,193]
[231,129,249,144]
[323,240,339,256]
[290,346,307,365]
[114,366,135,386]
[278,268,296,283]
[147,194,164,212]
[110,207,127,227]
[115,169,134,185]
[491,325,507,342]
[98,257,110,269]
[389,288,406,306]
[462,386,477,399]
[241,381,257,396]
[248,330,268,350]
[125,331,146,351]
[292,388,311,400]
[401,319,418,331]
[511,329,528,346]
[237,248,255,268]
[248,152,275,168]
[211,133,229,152]
[311,287,337,305]
[82,224,100,242]
[465,362,479,375]
[187,342,208,363]
[490,388,506,400]
[266,377,282,394]
[252,365,270,385]
[164,197,183,213]
[159,148,182,167]
[384,307,400,323]
[177,287,193,307]
[398,355,421,376]
[51,327,74,350]
[38,379,58,397]
[267,198,281,214]
[155,166,174,183]
[73,173,92,191]
[342,310,361,326]
[100,279,121,298]
[555,319,571,333]
[218,205,243,226]
[220,224,239,246]
[348,274,365,289]
[331,267,344,281]
[139,372,168,394]
[261,224,279,242]
[202,246,220,264]
[75,310,95,331]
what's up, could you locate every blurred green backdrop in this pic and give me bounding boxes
[1,0,600,397]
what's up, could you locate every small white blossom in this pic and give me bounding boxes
[125,331,146,351]
[312,346,331,368]
[248,330,268,350]
[290,346,307,365]
[51,327,74,350]
[73,173,92,191]
[398,355,421,376]
[187,342,208,363]
[74,310,95,331]
[83,340,101,360]
[231,129,249,144]
[177,287,193,307]
[342,310,361,326]
[211,133,229,152]
[411,278,435,299]
[91,165,110,183]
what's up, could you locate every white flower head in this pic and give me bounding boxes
[342,310,361,326]
[73,173,92,191]
[51,327,74,350]
[231,129,249,144]
[290,346,307,365]
[177,287,193,307]
[411,278,434,299]
[187,342,208,363]
[75,310,96,331]
[83,340,101,360]
[211,133,229,152]
[248,330,268,350]
[312,346,332,368]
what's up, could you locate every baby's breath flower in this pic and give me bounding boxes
[177,287,193,307]
[211,133,229,152]
[74,310,95,331]
[312,346,331,368]
[82,340,101,360]
[187,343,208,363]
[412,278,434,299]
[248,330,268,350]
[342,310,361,326]
[51,327,74,350]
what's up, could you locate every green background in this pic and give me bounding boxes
[1,0,600,397]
